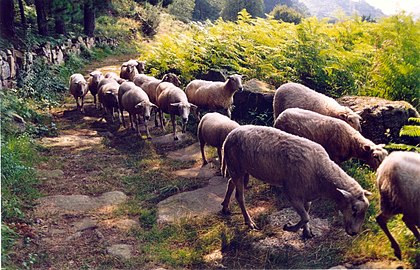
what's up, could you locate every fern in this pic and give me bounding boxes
[384,143,420,153]
[399,125,420,138]
[408,117,420,125]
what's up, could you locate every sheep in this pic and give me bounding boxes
[274,108,388,170]
[87,70,104,108]
[69,73,89,112]
[197,112,240,167]
[375,151,420,260]
[118,81,136,128]
[133,74,156,89]
[98,79,121,123]
[141,73,182,126]
[120,60,145,81]
[221,125,371,238]
[120,83,157,139]
[185,74,244,119]
[104,72,126,84]
[273,82,362,131]
[156,82,197,140]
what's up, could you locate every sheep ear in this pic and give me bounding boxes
[337,188,352,200]
[241,74,247,79]
[170,102,180,107]
[135,102,144,109]
[105,90,113,95]
[150,102,158,108]
[339,113,347,120]
[378,144,386,148]
[189,103,197,109]
[363,145,371,152]
[364,190,372,197]
[89,72,95,76]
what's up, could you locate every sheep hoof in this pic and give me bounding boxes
[147,136,152,140]
[221,208,231,215]
[283,222,300,232]
[302,228,314,239]
[393,246,402,260]
[174,136,179,141]
[202,161,208,167]
[248,222,259,231]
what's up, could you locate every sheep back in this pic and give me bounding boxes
[69,73,88,97]
[273,82,361,131]
[157,83,189,115]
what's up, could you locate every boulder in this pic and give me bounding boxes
[232,78,276,125]
[337,96,419,144]
[196,69,227,82]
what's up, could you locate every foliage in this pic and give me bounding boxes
[270,4,304,24]
[399,125,420,138]
[384,143,420,153]
[1,224,19,265]
[139,12,419,105]
[168,0,195,22]
[95,16,141,40]
[192,0,224,21]
[221,0,265,21]
[408,117,420,125]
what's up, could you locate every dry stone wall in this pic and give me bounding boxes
[0,37,118,89]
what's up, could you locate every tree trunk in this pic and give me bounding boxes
[0,0,15,37]
[84,0,95,36]
[34,0,48,36]
[17,0,26,27]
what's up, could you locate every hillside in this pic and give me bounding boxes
[298,0,384,19]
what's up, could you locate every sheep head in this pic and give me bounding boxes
[227,74,244,93]
[337,188,371,236]
[136,61,146,74]
[340,109,362,132]
[135,101,158,121]
[170,102,197,132]
[363,144,388,170]
[89,71,104,86]
[162,73,181,87]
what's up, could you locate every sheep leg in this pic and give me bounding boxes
[80,96,85,113]
[402,214,420,241]
[200,140,208,166]
[376,213,402,260]
[154,107,159,127]
[221,178,235,215]
[75,97,80,111]
[234,177,258,230]
[284,199,312,238]
[93,94,97,108]
[159,110,165,131]
[134,113,140,135]
[120,108,126,128]
[144,116,151,140]
[244,173,250,189]
[171,114,178,140]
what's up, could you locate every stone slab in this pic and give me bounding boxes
[166,142,201,162]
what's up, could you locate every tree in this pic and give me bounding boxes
[221,0,264,21]
[168,0,195,22]
[84,0,95,36]
[192,0,224,21]
[34,0,49,35]
[270,4,303,24]
[17,0,27,27]
[0,0,15,37]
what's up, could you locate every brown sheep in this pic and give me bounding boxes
[273,82,362,131]
[98,79,121,123]
[88,70,104,108]
[221,125,371,238]
[376,151,420,260]
[274,108,388,170]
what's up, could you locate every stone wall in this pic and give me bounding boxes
[0,36,118,89]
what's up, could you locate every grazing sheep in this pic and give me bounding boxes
[69,73,89,112]
[197,112,240,166]
[121,84,157,139]
[273,82,362,131]
[274,108,388,169]
[98,79,121,123]
[376,151,420,260]
[221,125,371,238]
[185,74,244,119]
[88,71,104,108]
[156,82,197,140]
[120,59,144,81]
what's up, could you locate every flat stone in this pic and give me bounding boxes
[73,217,97,231]
[37,191,128,213]
[166,143,201,162]
[37,169,65,179]
[172,163,218,179]
[107,244,132,260]
[351,261,405,269]
[151,133,194,147]
[113,219,139,230]
[157,176,227,224]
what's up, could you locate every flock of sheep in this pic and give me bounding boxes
[69,59,420,260]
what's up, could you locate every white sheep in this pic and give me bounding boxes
[87,70,104,108]
[156,82,197,140]
[98,78,121,123]
[69,73,89,112]
[221,125,371,238]
[185,74,244,119]
[120,83,157,139]
[197,112,240,166]
[120,60,145,81]
[376,151,420,260]
[104,72,127,84]
[274,108,388,170]
[273,82,362,131]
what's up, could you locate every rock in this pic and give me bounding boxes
[157,176,227,224]
[196,69,227,82]
[56,49,64,64]
[166,142,201,162]
[232,79,276,125]
[113,219,139,231]
[172,163,218,179]
[1,58,11,79]
[337,96,419,144]
[37,191,128,213]
[73,217,97,231]
[37,169,65,179]
[151,133,194,148]
[107,244,132,260]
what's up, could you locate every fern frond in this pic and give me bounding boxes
[408,117,420,125]
[399,125,420,137]
[385,143,420,153]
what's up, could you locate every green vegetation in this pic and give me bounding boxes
[140,11,419,108]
